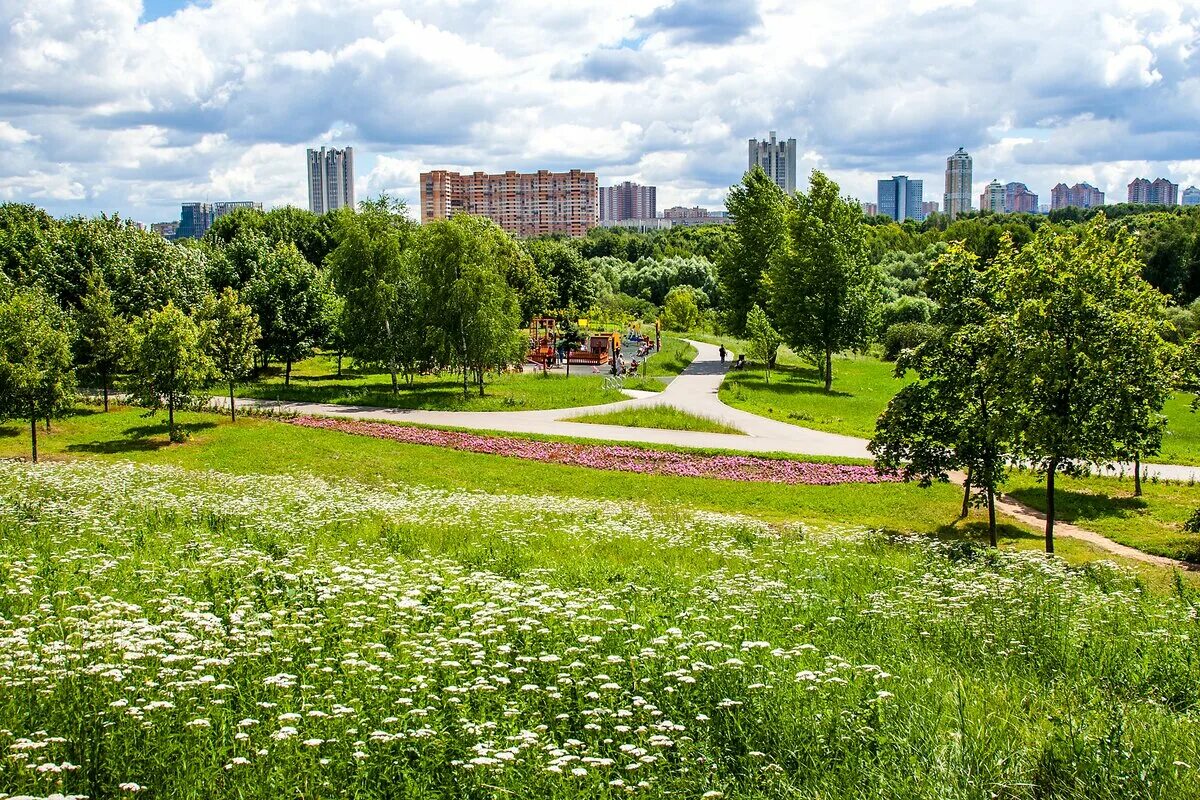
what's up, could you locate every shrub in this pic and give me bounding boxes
[882,321,938,361]
[1185,508,1200,534]
[880,295,937,330]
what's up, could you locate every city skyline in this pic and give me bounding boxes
[1,1,1198,224]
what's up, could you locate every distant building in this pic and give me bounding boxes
[1004,182,1039,214]
[174,200,263,240]
[307,146,355,214]
[1184,186,1200,207]
[214,201,262,217]
[673,212,733,227]
[420,169,598,237]
[599,218,674,232]
[1127,177,1151,204]
[1051,182,1105,210]
[1128,177,1178,206]
[877,176,924,222]
[921,201,940,217]
[979,179,1005,213]
[748,131,797,193]
[943,147,973,218]
[151,221,178,240]
[860,202,878,216]
[663,205,710,220]
[600,181,656,221]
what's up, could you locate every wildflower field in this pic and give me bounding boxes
[2,460,1200,799]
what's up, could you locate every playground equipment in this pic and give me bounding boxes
[567,331,621,367]
[528,318,558,369]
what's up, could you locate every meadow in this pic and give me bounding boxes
[3,455,1200,798]
[567,405,743,435]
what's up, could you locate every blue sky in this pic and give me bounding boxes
[0,0,1197,224]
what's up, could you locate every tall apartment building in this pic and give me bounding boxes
[1184,186,1200,207]
[1050,182,1105,210]
[979,179,1005,213]
[175,200,263,240]
[860,202,878,216]
[600,181,656,221]
[1127,177,1152,204]
[419,169,599,237]
[921,201,940,217]
[307,146,355,214]
[748,131,797,193]
[943,147,973,218]
[876,176,924,222]
[151,221,178,240]
[1004,182,1039,214]
[1128,177,1178,206]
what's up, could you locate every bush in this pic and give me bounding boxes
[880,295,937,330]
[882,322,938,361]
[1185,508,1200,534]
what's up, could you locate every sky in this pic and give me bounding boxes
[0,0,1198,224]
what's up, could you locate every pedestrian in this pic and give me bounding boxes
[719,344,726,363]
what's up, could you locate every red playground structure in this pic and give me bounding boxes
[528,318,558,368]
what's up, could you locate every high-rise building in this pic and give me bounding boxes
[1004,182,1039,214]
[748,131,797,193]
[174,200,263,240]
[876,176,924,222]
[921,201,940,218]
[1051,182,1105,210]
[599,181,656,221]
[419,169,599,237]
[1127,177,1152,204]
[151,221,178,240]
[1183,186,1200,207]
[943,147,973,218]
[860,202,878,216]
[979,179,1005,213]
[1128,177,1178,206]
[307,146,355,214]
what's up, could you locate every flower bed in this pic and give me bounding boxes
[286,415,898,486]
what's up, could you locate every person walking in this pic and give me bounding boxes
[719,344,727,364]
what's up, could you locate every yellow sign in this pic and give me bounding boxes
[578,319,588,327]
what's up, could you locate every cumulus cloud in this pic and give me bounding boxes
[636,0,762,44]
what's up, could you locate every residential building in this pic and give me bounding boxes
[1184,186,1200,207]
[599,181,656,221]
[876,176,924,223]
[150,221,178,240]
[921,201,940,217]
[663,205,710,220]
[419,169,599,237]
[1127,177,1152,204]
[214,200,262,217]
[1128,177,1178,206]
[673,212,733,227]
[1051,182,1105,210]
[1004,182,1039,214]
[979,179,1005,213]
[860,202,878,216]
[748,131,797,193]
[599,218,674,232]
[943,147,973,218]
[174,200,263,240]
[307,146,355,214]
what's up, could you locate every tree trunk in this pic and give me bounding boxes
[1045,457,1058,554]
[30,414,38,464]
[102,371,110,412]
[391,368,399,395]
[45,415,50,432]
[477,367,485,397]
[986,484,997,548]
[1133,454,1142,497]
[168,397,175,442]
[285,359,292,387]
[961,468,973,518]
[824,348,832,392]
[462,365,469,397]
[337,352,343,378]
[229,381,237,423]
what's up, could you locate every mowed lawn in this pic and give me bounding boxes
[0,404,1186,584]
[568,404,743,435]
[232,337,696,412]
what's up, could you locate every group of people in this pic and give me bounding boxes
[718,344,746,370]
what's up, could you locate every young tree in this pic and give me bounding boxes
[770,170,881,391]
[129,303,212,443]
[74,271,129,411]
[870,243,1017,546]
[1003,215,1172,552]
[744,303,782,383]
[244,242,329,385]
[661,286,701,332]
[0,286,75,462]
[717,165,787,335]
[202,288,260,422]
[325,198,421,392]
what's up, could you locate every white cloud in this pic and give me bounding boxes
[0,121,37,144]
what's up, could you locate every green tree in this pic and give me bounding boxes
[201,288,260,422]
[744,303,781,383]
[525,238,599,314]
[416,216,525,396]
[0,286,75,461]
[870,242,1016,545]
[73,271,129,411]
[1003,215,1172,552]
[326,198,421,393]
[661,286,701,332]
[717,165,787,334]
[244,242,329,385]
[770,170,881,391]
[129,303,212,443]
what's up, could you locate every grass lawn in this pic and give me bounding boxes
[567,404,743,435]
[231,337,697,412]
[1005,469,1200,562]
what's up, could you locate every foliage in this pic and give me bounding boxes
[200,288,260,421]
[880,321,939,362]
[129,303,212,442]
[717,165,787,334]
[660,286,701,332]
[1185,507,1200,534]
[524,237,601,315]
[744,304,782,383]
[73,271,129,410]
[243,242,329,384]
[0,284,75,460]
[770,170,881,391]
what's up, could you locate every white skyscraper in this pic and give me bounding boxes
[307,146,355,214]
[943,147,973,218]
[748,131,797,193]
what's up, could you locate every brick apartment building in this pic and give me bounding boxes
[419,169,599,237]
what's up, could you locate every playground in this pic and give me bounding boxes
[527,317,664,380]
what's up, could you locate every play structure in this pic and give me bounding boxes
[528,317,558,367]
[567,331,620,366]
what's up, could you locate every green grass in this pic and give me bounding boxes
[1159,391,1200,466]
[4,428,1200,796]
[1005,469,1200,562]
[567,404,743,435]
[231,338,696,411]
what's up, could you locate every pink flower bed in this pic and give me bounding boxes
[286,415,898,486]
